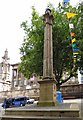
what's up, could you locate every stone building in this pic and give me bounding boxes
[0,49,11,91]
[11,63,26,90]
[11,63,39,90]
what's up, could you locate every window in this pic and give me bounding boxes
[13,69,17,78]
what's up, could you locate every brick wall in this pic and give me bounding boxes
[60,84,83,99]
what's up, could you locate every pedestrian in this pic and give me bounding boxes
[3,98,10,108]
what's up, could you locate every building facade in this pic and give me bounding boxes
[11,63,26,90]
[0,49,11,91]
[11,63,39,90]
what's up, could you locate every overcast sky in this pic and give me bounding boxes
[0,0,81,64]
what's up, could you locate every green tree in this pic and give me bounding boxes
[19,3,83,90]
[19,6,44,78]
[76,2,83,74]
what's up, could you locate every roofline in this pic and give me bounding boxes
[11,63,19,66]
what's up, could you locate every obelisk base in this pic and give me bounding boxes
[37,79,57,106]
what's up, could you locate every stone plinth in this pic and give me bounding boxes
[37,79,57,106]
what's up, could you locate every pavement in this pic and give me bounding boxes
[63,99,81,103]
[64,99,82,120]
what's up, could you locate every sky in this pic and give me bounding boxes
[0,0,81,64]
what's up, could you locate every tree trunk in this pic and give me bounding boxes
[56,83,61,91]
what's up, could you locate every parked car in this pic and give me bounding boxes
[27,96,35,104]
[2,96,27,108]
[12,96,27,107]
[8,97,15,106]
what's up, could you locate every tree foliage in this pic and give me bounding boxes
[19,3,83,89]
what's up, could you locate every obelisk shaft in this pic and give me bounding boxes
[43,12,53,79]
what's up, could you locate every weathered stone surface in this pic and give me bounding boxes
[1,116,82,120]
[1,103,81,120]
[37,79,57,106]
[37,8,57,107]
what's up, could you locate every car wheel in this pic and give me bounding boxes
[23,104,25,106]
[20,104,23,107]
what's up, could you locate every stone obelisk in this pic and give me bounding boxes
[37,8,57,106]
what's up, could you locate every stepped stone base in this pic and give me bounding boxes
[1,116,82,120]
[1,103,82,120]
